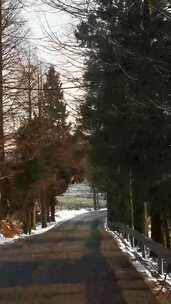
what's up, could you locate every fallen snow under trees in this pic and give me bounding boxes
[0,209,89,246]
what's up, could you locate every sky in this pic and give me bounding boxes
[24,2,71,63]
[23,1,84,121]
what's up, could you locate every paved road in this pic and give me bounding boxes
[0,210,158,303]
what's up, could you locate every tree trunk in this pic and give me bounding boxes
[31,204,36,230]
[28,47,32,121]
[38,63,43,118]
[92,186,97,211]
[0,1,5,220]
[47,206,51,223]
[41,187,47,228]
[23,211,28,234]
[151,212,163,244]
[23,209,31,235]
[107,191,115,223]
[129,169,134,230]
[163,216,170,248]
[144,202,149,236]
[51,203,56,222]
[134,201,147,234]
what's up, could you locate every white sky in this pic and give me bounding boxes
[24,2,71,63]
[23,1,84,121]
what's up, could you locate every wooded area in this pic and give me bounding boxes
[74,0,171,247]
[0,0,171,248]
[0,0,85,235]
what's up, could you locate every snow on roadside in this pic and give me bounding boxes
[0,209,89,246]
[30,208,89,237]
[105,222,171,300]
[0,233,21,245]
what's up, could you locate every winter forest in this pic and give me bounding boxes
[0,0,170,250]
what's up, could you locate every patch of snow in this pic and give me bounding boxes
[0,209,89,246]
[55,209,89,223]
[0,234,20,245]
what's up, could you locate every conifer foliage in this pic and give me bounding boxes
[12,65,82,233]
[76,0,171,245]
[43,66,67,126]
[0,1,85,236]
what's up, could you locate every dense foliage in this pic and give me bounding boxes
[76,0,171,246]
[1,66,84,234]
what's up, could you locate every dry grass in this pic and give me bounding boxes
[0,220,21,238]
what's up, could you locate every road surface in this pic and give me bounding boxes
[0,210,158,303]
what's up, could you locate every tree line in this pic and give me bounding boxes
[73,0,171,247]
[1,0,171,244]
[0,0,84,234]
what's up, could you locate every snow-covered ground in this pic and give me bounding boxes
[0,209,89,246]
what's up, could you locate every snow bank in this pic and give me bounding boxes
[0,209,89,246]
[30,209,89,237]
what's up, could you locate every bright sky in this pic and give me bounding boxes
[24,2,71,63]
[23,1,84,121]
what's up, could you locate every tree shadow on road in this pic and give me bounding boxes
[84,219,126,304]
[0,217,126,303]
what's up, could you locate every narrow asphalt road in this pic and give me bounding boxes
[0,210,158,304]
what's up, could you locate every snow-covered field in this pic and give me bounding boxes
[0,209,89,246]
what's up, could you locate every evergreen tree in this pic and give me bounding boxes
[76,0,171,244]
[13,67,72,232]
[43,65,67,127]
